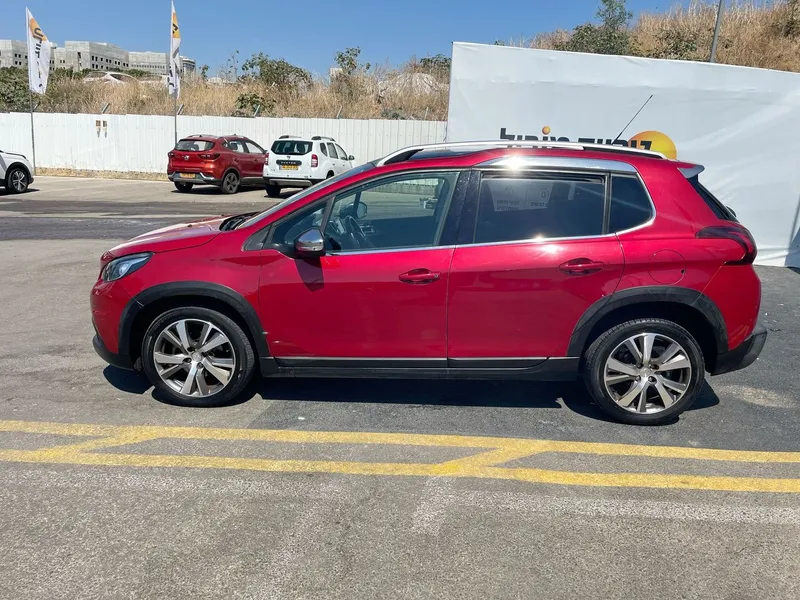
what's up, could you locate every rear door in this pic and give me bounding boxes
[447,169,625,360]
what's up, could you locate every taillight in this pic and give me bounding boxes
[311,153,318,168]
[199,153,220,160]
[264,152,269,165]
[696,224,757,265]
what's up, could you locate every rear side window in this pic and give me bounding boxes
[609,175,653,232]
[271,140,312,155]
[225,140,247,154]
[474,174,605,243]
[687,176,736,221]
[175,140,214,151]
[319,143,328,157]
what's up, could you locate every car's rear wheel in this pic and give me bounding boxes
[6,167,29,194]
[220,171,240,194]
[582,318,704,425]
[141,307,256,407]
[174,182,193,193]
[265,183,281,198]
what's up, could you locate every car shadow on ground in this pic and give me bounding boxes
[168,186,296,199]
[102,366,720,424]
[0,187,40,196]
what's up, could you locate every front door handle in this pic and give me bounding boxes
[399,268,441,284]
[559,258,604,275]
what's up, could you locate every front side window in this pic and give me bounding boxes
[474,173,605,243]
[271,202,327,246]
[334,144,348,160]
[245,140,265,154]
[326,143,337,158]
[322,171,460,252]
[225,140,247,154]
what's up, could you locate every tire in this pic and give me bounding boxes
[582,318,705,425]
[174,182,193,193]
[326,171,334,179]
[6,167,29,194]
[220,171,240,194]
[265,183,281,198]
[141,307,256,407]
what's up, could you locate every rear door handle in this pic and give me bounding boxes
[559,258,604,275]
[399,269,441,284]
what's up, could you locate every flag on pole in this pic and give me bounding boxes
[168,1,181,98]
[26,8,51,95]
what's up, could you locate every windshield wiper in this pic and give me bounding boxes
[220,212,258,231]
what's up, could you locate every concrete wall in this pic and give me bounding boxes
[0,112,447,173]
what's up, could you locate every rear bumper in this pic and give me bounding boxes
[710,324,767,375]
[264,176,316,188]
[93,334,134,371]
[169,172,221,185]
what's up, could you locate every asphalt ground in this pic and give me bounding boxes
[0,176,798,599]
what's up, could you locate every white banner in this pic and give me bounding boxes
[168,1,181,98]
[26,8,51,95]
[447,42,800,267]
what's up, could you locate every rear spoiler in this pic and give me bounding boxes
[679,165,704,178]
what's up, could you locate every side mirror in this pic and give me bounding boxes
[356,202,367,219]
[294,228,325,257]
[348,155,355,161]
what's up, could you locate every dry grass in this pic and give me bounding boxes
[32,1,800,119]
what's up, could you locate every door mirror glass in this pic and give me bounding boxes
[294,228,325,256]
[356,202,367,219]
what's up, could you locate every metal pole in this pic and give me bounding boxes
[173,92,178,145]
[710,0,725,63]
[28,90,37,175]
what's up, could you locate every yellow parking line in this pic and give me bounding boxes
[0,420,797,493]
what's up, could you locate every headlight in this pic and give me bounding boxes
[102,253,152,282]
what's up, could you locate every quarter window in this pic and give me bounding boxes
[609,175,654,232]
[474,174,605,243]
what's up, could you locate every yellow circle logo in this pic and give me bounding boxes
[542,126,551,135]
[629,131,677,159]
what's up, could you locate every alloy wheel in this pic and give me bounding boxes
[603,332,692,414]
[224,173,238,193]
[10,170,27,192]
[153,319,236,397]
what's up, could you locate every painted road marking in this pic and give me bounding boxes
[0,420,798,493]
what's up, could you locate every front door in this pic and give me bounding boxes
[447,170,625,360]
[257,170,463,362]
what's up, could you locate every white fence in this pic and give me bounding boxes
[0,112,447,173]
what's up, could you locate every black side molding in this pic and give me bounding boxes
[567,285,728,356]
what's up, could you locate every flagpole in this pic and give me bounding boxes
[174,92,177,145]
[28,89,37,175]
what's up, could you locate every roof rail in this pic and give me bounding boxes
[278,134,300,139]
[311,135,335,141]
[186,134,215,138]
[378,140,666,166]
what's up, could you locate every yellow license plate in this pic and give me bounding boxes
[280,165,299,170]
[178,172,197,179]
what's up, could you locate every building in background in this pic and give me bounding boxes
[0,39,195,77]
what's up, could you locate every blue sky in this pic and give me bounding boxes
[5,0,694,75]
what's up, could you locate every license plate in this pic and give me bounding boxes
[280,165,298,170]
[178,172,197,179]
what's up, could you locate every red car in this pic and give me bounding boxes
[168,134,267,194]
[93,141,766,425]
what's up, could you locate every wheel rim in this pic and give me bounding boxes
[11,170,26,191]
[153,319,236,397]
[603,332,692,414]
[225,173,237,192]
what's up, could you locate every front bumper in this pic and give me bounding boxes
[93,333,134,371]
[710,323,767,375]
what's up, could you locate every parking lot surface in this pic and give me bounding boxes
[0,177,798,599]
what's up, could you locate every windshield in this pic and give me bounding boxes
[271,140,312,155]
[239,163,375,229]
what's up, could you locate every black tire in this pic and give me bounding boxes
[220,171,240,194]
[141,306,256,407]
[582,318,705,425]
[174,182,194,193]
[326,171,334,179]
[6,167,29,194]
[265,183,281,198]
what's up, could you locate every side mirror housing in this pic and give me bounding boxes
[348,155,355,161]
[294,228,325,257]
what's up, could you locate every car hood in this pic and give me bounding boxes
[108,215,228,256]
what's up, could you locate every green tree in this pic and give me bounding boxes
[240,53,310,90]
[557,0,633,55]
[334,47,370,76]
[0,67,28,112]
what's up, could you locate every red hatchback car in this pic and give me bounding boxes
[93,141,766,425]
[168,134,267,194]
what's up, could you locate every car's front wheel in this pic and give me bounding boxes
[582,318,705,425]
[265,183,281,198]
[6,167,29,194]
[174,182,193,193]
[141,307,256,407]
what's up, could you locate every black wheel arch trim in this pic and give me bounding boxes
[567,286,728,357]
[6,162,32,184]
[119,281,269,361]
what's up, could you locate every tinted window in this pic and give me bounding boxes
[323,172,459,252]
[271,202,327,246]
[176,140,214,151]
[688,175,736,221]
[271,140,312,155]
[609,175,653,232]
[474,175,605,243]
